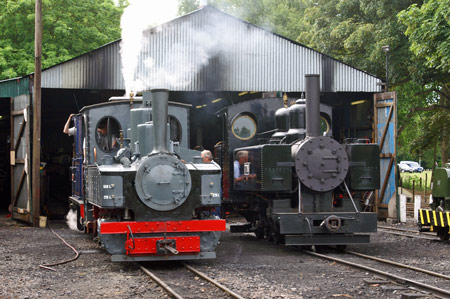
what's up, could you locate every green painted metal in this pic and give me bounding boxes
[0,77,30,98]
[346,143,380,190]
[234,144,293,192]
[432,167,450,199]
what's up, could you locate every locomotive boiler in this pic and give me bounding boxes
[69,89,225,262]
[227,75,379,246]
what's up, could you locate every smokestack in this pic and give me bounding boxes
[305,74,321,137]
[150,89,169,154]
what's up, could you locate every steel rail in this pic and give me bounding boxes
[304,251,450,298]
[378,225,435,236]
[182,263,246,299]
[345,250,450,280]
[138,264,183,299]
[378,228,436,240]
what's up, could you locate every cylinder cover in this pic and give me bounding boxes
[294,136,348,192]
[135,154,191,211]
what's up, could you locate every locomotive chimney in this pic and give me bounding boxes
[150,89,169,154]
[305,74,321,138]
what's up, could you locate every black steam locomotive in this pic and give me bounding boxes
[69,89,225,262]
[219,75,379,246]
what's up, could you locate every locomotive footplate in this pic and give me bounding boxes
[275,212,377,246]
[111,251,217,262]
[100,219,226,262]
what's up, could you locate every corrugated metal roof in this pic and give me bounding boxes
[2,6,382,94]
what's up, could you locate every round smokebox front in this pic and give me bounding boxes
[294,136,349,192]
[135,154,191,211]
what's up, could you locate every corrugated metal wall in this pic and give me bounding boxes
[36,6,381,93]
[0,77,29,97]
[43,41,124,90]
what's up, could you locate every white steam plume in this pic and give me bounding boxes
[66,209,78,231]
[133,17,266,91]
[120,1,267,92]
[120,0,179,95]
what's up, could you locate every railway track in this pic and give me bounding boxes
[138,262,245,299]
[378,225,438,240]
[304,249,450,298]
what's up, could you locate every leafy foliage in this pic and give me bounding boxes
[400,171,431,191]
[398,0,450,73]
[0,0,126,80]
[299,0,422,85]
[398,0,450,165]
[178,0,306,41]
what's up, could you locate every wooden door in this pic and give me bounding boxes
[10,95,32,223]
[374,92,397,214]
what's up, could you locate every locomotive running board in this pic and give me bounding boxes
[111,251,216,262]
[284,234,370,246]
[276,212,378,234]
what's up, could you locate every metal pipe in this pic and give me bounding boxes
[141,90,151,108]
[305,74,321,137]
[148,89,169,154]
[343,181,360,215]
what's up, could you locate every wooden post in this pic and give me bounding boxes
[32,0,42,227]
[424,172,428,204]
[412,180,415,203]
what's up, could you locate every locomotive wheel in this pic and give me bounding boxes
[274,234,285,245]
[300,245,312,251]
[76,209,84,231]
[437,228,450,241]
[254,226,265,239]
[268,226,284,244]
[70,207,84,231]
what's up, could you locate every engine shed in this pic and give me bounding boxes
[0,5,396,224]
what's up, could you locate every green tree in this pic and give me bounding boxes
[398,0,450,165]
[0,0,127,80]
[398,0,450,73]
[298,0,422,83]
[178,0,306,41]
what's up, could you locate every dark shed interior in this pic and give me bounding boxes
[1,87,376,218]
[38,89,123,217]
[0,97,11,210]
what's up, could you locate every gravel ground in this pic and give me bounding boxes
[0,212,448,299]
